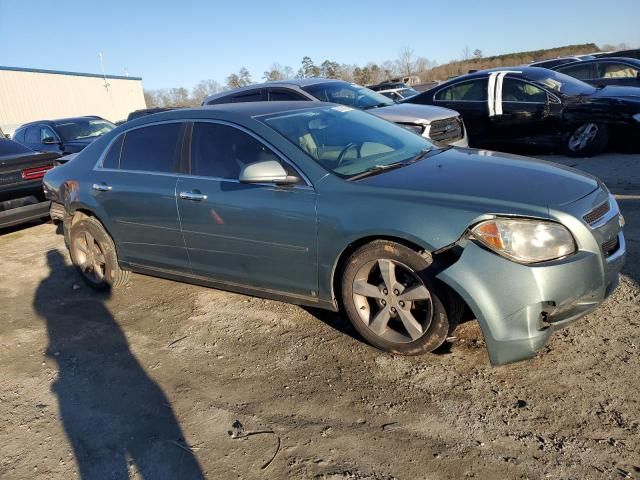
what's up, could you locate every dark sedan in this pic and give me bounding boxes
[43,102,625,366]
[404,67,640,156]
[0,138,59,228]
[553,57,640,88]
[13,116,115,157]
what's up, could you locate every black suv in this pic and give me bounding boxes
[13,116,115,156]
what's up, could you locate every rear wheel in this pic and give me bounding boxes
[565,122,608,157]
[69,216,130,290]
[341,241,449,355]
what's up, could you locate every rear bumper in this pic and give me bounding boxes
[0,200,50,228]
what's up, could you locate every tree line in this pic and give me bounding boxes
[143,42,623,108]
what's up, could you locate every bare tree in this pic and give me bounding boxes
[263,63,293,81]
[473,49,483,59]
[397,47,416,76]
[226,67,253,89]
[192,79,223,103]
[462,45,471,60]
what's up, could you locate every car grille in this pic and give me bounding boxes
[428,117,463,144]
[583,201,610,226]
[602,235,620,258]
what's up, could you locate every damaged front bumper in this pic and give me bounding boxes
[437,190,626,366]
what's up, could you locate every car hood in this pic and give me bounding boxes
[589,85,640,100]
[358,148,599,208]
[368,103,460,124]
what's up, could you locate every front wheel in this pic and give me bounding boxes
[68,216,130,290]
[565,122,608,157]
[341,241,449,355]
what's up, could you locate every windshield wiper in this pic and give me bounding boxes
[347,162,407,181]
[363,102,391,110]
[347,146,451,181]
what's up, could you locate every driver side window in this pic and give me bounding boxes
[502,79,547,103]
[40,126,57,142]
[190,122,284,180]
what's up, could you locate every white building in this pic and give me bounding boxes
[0,66,146,136]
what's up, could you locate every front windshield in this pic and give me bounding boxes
[528,68,596,95]
[397,87,419,98]
[54,119,115,142]
[260,105,435,178]
[302,82,395,110]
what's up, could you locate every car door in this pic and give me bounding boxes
[176,121,318,298]
[92,121,190,272]
[488,77,561,147]
[432,78,490,146]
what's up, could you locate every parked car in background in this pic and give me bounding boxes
[552,57,640,88]
[12,116,115,157]
[404,67,640,156]
[0,137,60,228]
[203,79,468,147]
[530,55,595,69]
[594,48,640,60]
[126,107,178,122]
[44,102,625,366]
[377,86,420,102]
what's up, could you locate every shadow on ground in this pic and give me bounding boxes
[34,250,204,480]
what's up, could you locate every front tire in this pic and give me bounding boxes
[565,122,608,157]
[341,241,449,355]
[68,216,130,290]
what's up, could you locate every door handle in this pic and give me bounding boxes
[92,183,112,192]
[179,191,208,201]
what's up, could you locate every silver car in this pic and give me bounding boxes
[203,79,468,147]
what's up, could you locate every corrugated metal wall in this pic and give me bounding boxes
[0,69,146,134]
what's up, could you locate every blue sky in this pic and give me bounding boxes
[1,0,638,90]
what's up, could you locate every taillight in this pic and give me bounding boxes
[21,165,53,180]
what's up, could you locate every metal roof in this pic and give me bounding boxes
[0,65,142,81]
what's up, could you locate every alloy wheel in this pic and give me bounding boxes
[73,231,107,284]
[568,123,598,151]
[352,259,433,343]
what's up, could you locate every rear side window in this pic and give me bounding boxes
[558,63,593,80]
[25,127,40,143]
[268,89,306,101]
[102,134,124,169]
[119,123,183,173]
[232,90,264,102]
[190,122,281,179]
[435,80,488,101]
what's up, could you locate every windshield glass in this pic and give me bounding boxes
[260,105,434,178]
[54,119,115,142]
[302,82,395,110]
[527,68,596,95]
[397,87,419,98]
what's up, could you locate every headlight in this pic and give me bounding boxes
[633,113,640,122]
[400,123,424,135]
[471,218,576,263]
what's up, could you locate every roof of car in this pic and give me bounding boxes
[202,78,347,103]
[557,56,640,67]
[17,116,103,129]
[125,101,337,126]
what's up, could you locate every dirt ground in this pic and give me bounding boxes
[1,153,639,480]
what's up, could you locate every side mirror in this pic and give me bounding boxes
[239,160,299,185]
[42,137,59,145]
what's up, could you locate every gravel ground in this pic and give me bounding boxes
[0,153,639,480]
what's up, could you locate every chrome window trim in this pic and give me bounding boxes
[93,118,314,190]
